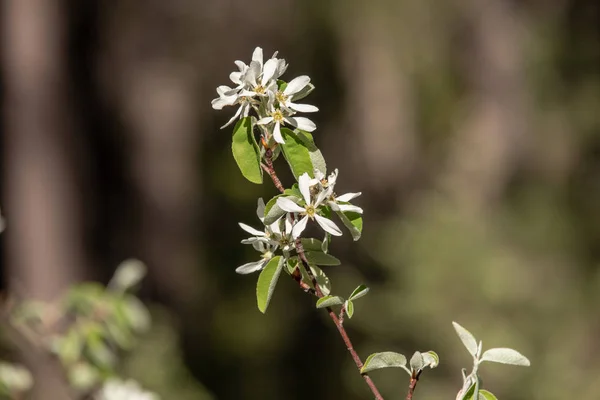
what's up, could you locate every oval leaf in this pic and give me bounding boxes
[295,130,326,175]
[480,348,530,366]
[280,128,314,179]
[410,351,424,371]
[299,264,331,296]
[361,352,408,374]
[300,238,324,252]
[452,321,478,357]
[304,251,340,266]
[232,117,262,184]
[335,210,362,241]
[316,295,344,308]
[256,256,284,313]
[349,284,369,301]
[263,195,287,225]
[345,300,354,319]
[109,259,147,292]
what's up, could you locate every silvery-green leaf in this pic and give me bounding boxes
[421,350,440,369]
[360,352,409,375]
[345,300,354,318]
[480,348,530,366]
[280,128,314,179]
[335,210,362,241]
[304,251,341,266]
[256,256,284,313]
[264,195,287,225]
[410,351,424,371]
[452,322,478,357]
[316,295,344,309]
[348,284,369,301]
[299,264,331,296]
[295,130,326,175]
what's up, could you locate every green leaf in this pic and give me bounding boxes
[300,238,324,252]
[421,350,440,369]
[280,128,314,179]
[345,300,354,318]
[277,80,288,92]
[263,195,287,225]
[479,390,498,400]
[232,117,262,184]
[452,321,478,357]
[410,351,424,371]
[55,329,83,365]
[480,348,530,366]
[295,130,326,175]
[298,263,332,295]
[360,352,410,375]
[256,256,284,313]
[316,295,344,308]
[348,284,369,301]
[109,259,146,292]
[86,334,116,369]
[304,251,341,266]
[335,210,363,241]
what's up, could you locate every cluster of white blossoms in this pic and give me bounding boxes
[211,47,318,143]
[95,379,159,400]
[236,169,363,274]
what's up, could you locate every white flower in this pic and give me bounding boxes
[95,379,159,400]
[236,198,294,274]
[240,47,286,98]
[276,173,342,238]
[256,93,317,144]
[316,169,363,214]
[276,75,319,113]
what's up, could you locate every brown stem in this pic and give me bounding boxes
[263,150,385,400]
[406,370,422,400]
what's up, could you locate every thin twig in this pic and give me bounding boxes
[406,370,422,400]
[263,149,385,400]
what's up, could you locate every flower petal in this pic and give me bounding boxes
[256,116,274,125]
[291,215,309,239]
[235,260,266,274]
[284,75,310,96]
[336,192,361,202]
[262,58,278,85]
[220,104,244,129]
[335,203,363,214]
[252,47,263,66]
[273,121,285,144]
[314,187,331,207]
[298,173,312,204]
[238,222,266,237]
[286,116,316,132]
[314,215,343,236]
[289,102,319,113]
[277,197,305,213]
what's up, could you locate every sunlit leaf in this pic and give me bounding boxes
[421,350,440,369]
[232,117,262,184]
[480,348,530,367]
[346,300,354,318]
[316,295,344,308]
[348,284,369,301]
[452,321,478,357]
[295,130,326,175]
[256,256,284,313]
[360,352,410,375]
[410,351,424,371]
[335,210,362,241]
[263,195,287,225]
[280,128,314,179]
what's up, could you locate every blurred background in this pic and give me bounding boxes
[1,0,599,399]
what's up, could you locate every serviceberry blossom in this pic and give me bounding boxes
[211,46,318,143]
[276,173,343,239]
[314,169,363,214]
[236,199,294,274]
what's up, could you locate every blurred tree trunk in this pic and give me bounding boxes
[441,0,529,213]
[2,0,83,398]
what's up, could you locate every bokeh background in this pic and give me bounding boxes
[1,0,600,399]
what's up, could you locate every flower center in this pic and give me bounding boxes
[305,205,316,218]
[255,85,266,95]
[276,91,288,104]
[262,250,273,260]
[272,109,285,123]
